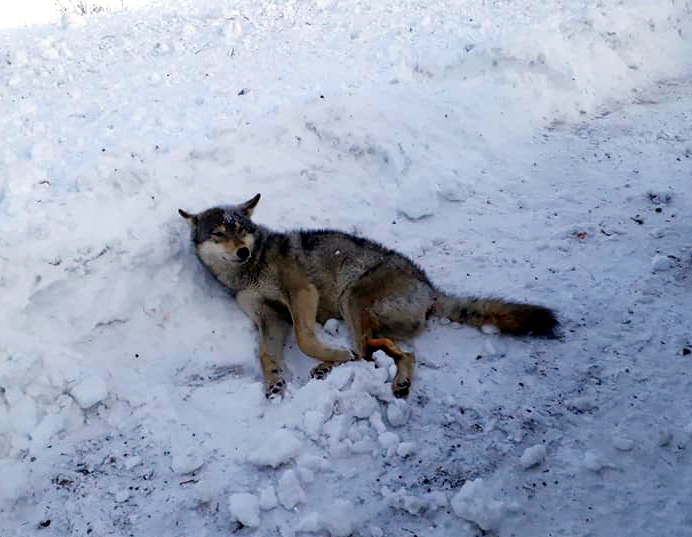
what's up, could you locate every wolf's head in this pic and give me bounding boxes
[179,193,261,265]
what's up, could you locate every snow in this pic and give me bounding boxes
[450,478,506,531]
[247,428,302,467]
[519,444,547,469]
[1,0,692,536]
[228,492,261,528]
[68,372,108,409]
[277,469,306,510]
[170,449,205,475]
[258,485,278,511]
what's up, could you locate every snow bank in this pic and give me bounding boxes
[1,1,692,536]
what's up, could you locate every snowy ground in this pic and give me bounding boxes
[1,1,692,536]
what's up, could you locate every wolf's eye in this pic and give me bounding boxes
[211,231,225,238]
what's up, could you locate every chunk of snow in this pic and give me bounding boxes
[520,444,547,469]
[324,319,340,335]
[297,453,330,472]
[326,499,355,536]
[114,490,130,503]
[369,411,386,434]
[325,366,354,391]
[297,466,315,483]
[259,485,278,511]
[69,374,108,409]
[298,499,355,536]
[277,469,305,509]
[370,526,384,537]
[0,461,28,500]
[171,450,204,475]
[612,436,635,451]
[124,455,142,470]
[378,431,399,449]
[387,489,426,515]
[450,478,505,531]
[651,255,672,272]
[396,442,416,457]
[247,429,301,467]
[583,450,607,472]
[386,399,410,427]
[351,393,378,418]
[565,396,597,412]
[228,492,260,528]
[658,430,673,447]
[426,490,448,509]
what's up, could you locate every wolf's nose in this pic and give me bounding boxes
[236,247,250,261]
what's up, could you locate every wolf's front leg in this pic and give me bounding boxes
[238,291,290,398]
[258,313,291,398]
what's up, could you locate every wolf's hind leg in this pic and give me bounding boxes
[340,278,420,398]
[290,284,354,364]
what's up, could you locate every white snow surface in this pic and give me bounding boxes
[1,1,692,536]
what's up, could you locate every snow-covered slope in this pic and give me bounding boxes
[1,1,691,536]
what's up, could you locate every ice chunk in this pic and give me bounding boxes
[451,478,505,531]
[124,455,142,470]
[651,255,672,272]
[325,499,354,536]
[378,431,399,449]
[324,319,340,335]
[351,393,378,418]
[519,444,547,469]
[386,399,410,427]
[69,374,108,409]
[228,492,260,528]
[396,442,416,457]
[114,490,130,503]
[277,469,305,509]
[259,485,278,511]
[247,429,301,467]
[612,436,635,451]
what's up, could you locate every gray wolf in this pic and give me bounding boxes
[179,194,557,399]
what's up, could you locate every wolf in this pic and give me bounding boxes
[179,194,557,399]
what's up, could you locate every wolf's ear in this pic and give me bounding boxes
[240,193,261,217]
[179,209,196,225]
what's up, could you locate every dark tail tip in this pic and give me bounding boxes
[519,305,559,338]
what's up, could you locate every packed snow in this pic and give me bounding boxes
[1,0,691,536]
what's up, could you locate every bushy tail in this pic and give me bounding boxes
[434,295,558,336]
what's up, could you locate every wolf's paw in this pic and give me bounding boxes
[392,378,411,398]
[265,378,286,399]
[310,363,334,380]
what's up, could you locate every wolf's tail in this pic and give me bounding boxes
[433,294,558,336]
